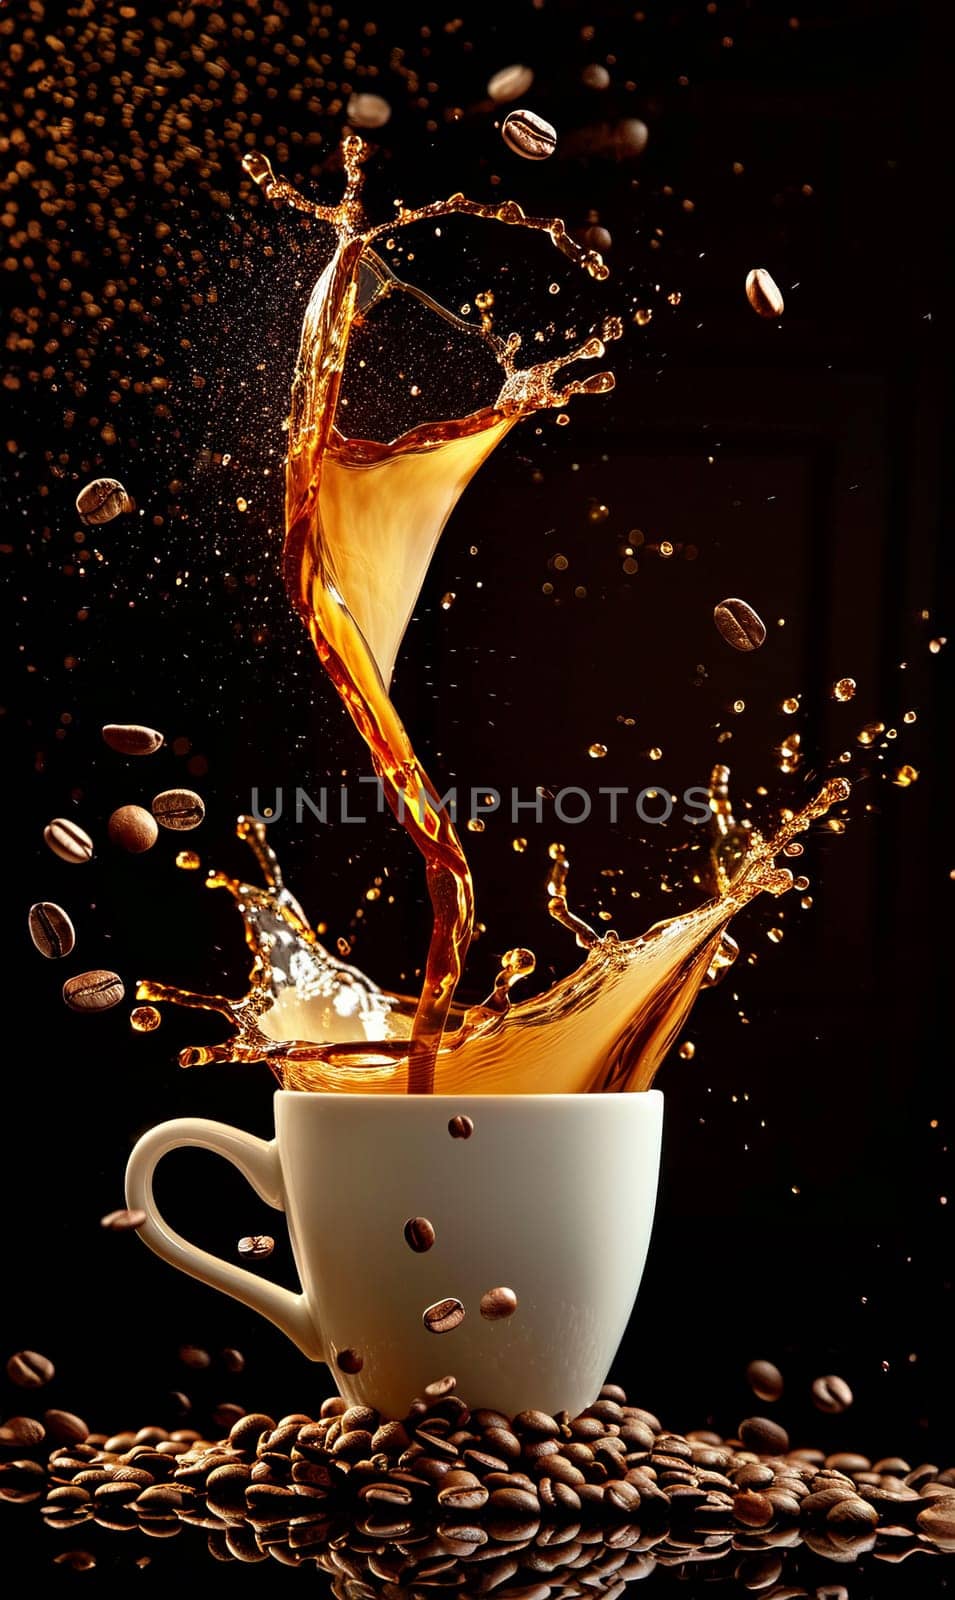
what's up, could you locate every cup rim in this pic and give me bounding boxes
[273,1088,664,1103]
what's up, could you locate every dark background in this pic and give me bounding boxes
[1,1,952,1558]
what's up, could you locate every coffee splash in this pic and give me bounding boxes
[136,774,850,1094]
[250,134,614,1092]
[137,137,852,1094]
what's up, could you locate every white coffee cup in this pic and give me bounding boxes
[125,1090,663,1418]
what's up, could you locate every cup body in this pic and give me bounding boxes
[276,1090,663,1417]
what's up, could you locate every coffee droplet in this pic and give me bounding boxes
[336,1348,364,1374]
[75,477,135,524]
[102,723,164,756]
[502,109,557,161]
[448,1114,474,1139]
[108,804,159,854]
[714,598,767,653]
[63,970,125,1013]
[812,1374,854,1414]
[100,1208,146,1231]
[832,677,857,703]
[480,1286,518,1320]
[237,1235,274,1260]
[131,1005,161,1033]
[678,1040,696,1060]
[28,902,75,960]
[44,817,93,864]
[175,850,201,870]
[152,788,206,831]
[346,92,391,129]
[404,1216,436,1253]
[424,1298,466,1334]
[584,224,612,253]
[487,64,534,102]
[745,268,785,319]
[582,63,611,90]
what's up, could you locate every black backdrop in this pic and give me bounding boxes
[1,0,952,1520]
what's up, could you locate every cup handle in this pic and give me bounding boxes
[125,1117,324,1361]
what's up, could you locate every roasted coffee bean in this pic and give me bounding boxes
[336,1348,364,1374]
[237,1234,274,1260]
[43,1411,89,1446]
[6,1349,55,1388]
[0,1458,45,1501]
[827,1451,871,1474]
[371,1420,409,1454]
[739,1417,789,1456]
[811,1374,853,1414]
[415,1430,459,1463]
[2,1416,45,1446]
[340,1405,376,1434]
[101,723,164,757]
[345,92,391,129]
[423,1376,458,1400]
[178,1344,211,1369]
[481,1287,518,1321]
[28,902,75,960]
[360,1480,413,1506]
[53,1551,96,1572]
[437,1469,489,1510]
[605,1479,641,1513]
[733,1489,774,1527]
[487,64,534,102]
[76,477,134,523]
[331,1428,373,1460]
[918,1496,955,1546]
[512,1410,560,1440]
[733,1461,775,1489]
[63,969,125,1013]
[152,787,206,831]
[448,1114,474,1139]
[228,1414,273,1452]
[108,804,158,853]
[714,598,767,652]
[826,1496,879,1537]
[221,1347,245,1375]
[800,1485,856,1519]
[746,1359,784,1402]
[489,1485,540,1516]
[423,1299,465,1334]
[206,1462,252,1515]
[212,1403,245,1430]
[745,267,785,319]
[589,1401,626,1427]
[100,1207,146,1231]
[44,817,93,864]
[404,1216,436,1252]
[501,109,557,161]
[620,1420,655,1450]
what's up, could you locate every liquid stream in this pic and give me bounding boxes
[138,139,851,1094]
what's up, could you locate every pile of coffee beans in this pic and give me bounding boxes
[3,1379,954,1584]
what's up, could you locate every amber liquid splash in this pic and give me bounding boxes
[137,776,850,1094]
[259,136,612,1092]
[137,139,852,1095]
